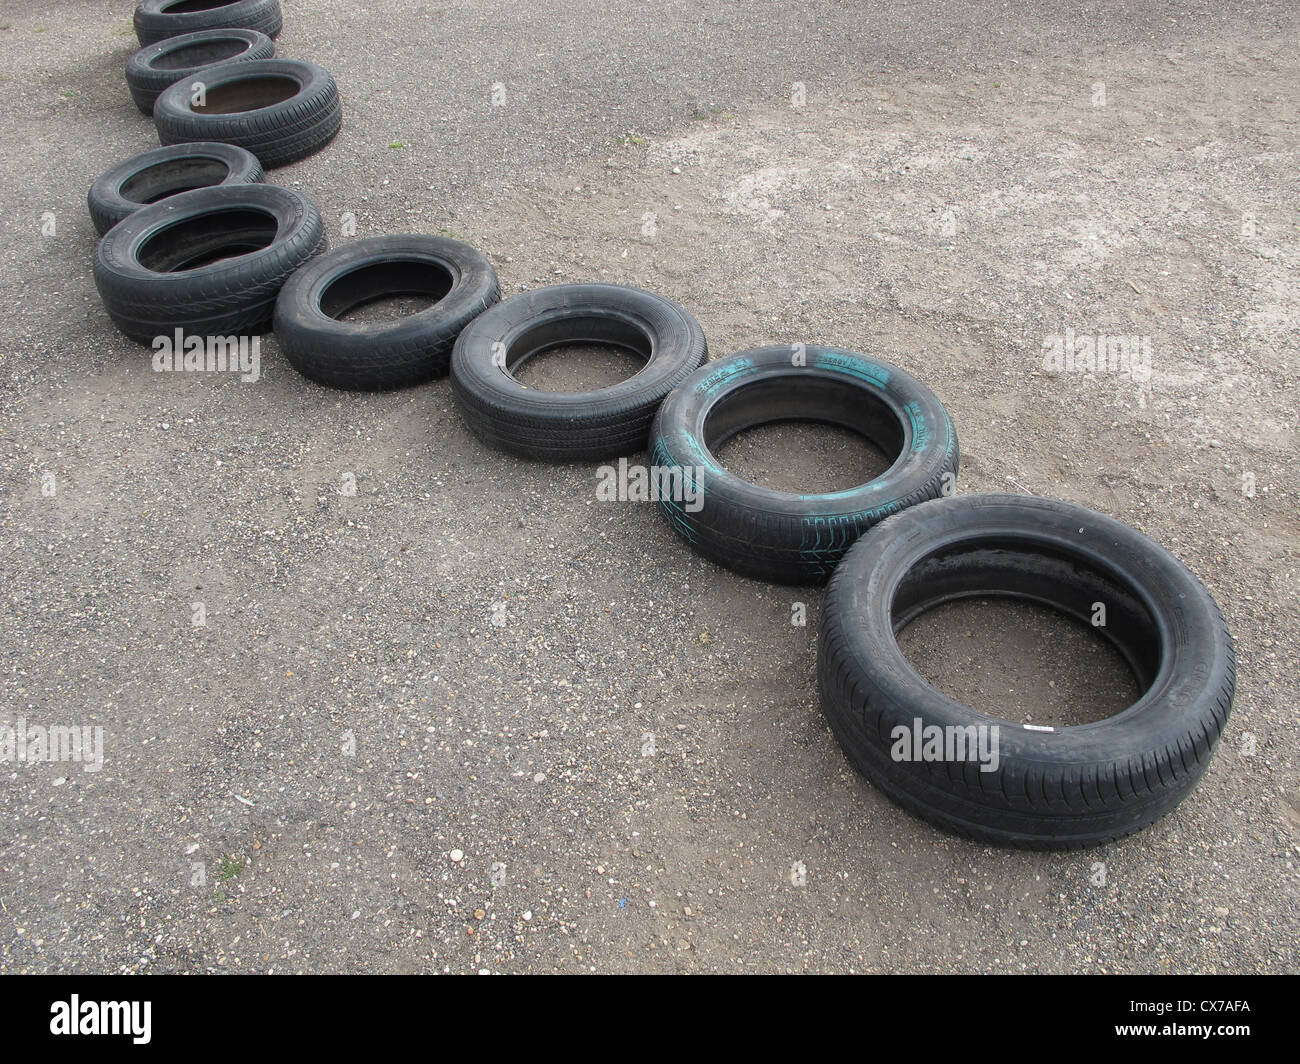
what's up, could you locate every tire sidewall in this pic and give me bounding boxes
[450,283,705,413]
[153,59,333,135]
[127,29,274,112]
[94,184,317,304]
[88,143,263,236]
[651,345,958,524]
[273,235,498,352]
[824,493,1233,766]
[134,0,280,46]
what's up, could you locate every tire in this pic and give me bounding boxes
[133,0,283,47]
[274,235,501,390]
[94,183,327,343]
[817,493,1236,850]
[153,59,341,170]
[450,284,707,461]
[649,345,958,584]
[126,28,274,115]
[87,142,263,237]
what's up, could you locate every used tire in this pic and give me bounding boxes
[274,235,501,390]
[817,493,1236,849]
[87,142,263,237]
[126,28,275,115]
[133,0,283,47]
[450,284,707,461]
[94,183,326,343]
[649,345,958,584]
[154,59,341,169]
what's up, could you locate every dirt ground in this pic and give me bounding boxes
[0,1,1296,973]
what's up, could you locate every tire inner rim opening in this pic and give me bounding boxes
[163,1,244,14]
[890,534,1164,723]
[502,313,653,383]
[137,207,279,272]
[120,158,233,205]
[191,76,300,114]
[318,260,455,321]
[152,39,249,70]
[702,376,905,490]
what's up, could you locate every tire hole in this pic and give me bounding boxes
[510,343,646,392]
[714,421,892,494]
[136,208,278,272]
[191,75,299,114]
[151,39,249,71]
[897,597,1141,728]
[163,1,243,12]
[319,260,454,322]
[119,158,232,205]
[334,295,438,323]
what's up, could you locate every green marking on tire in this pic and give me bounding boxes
[903,400,932,453]
[812,350,891,389]
[694,356,754,396]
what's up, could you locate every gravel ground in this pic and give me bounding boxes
[0,0,1297,973]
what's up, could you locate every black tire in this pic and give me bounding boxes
[133,0,283,47]
[87,142,264,237]
[153,59,341,170]
[273,235,501,390]
[817,493,1236,850]
[450,284,707,461]
[649,345,958,584]
[126,28,275,115]
[93,183,327,343]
